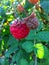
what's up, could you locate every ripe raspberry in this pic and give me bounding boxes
[28,0,39,4]
[10,19,30,40]
[24,12,39,29]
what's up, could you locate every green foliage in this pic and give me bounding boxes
[25,30,36,40]
[0,0,49,65]
[5,36,18,57]
[44,46,49,59]
[18,58,28,65]
[12,50,23,63]
[36,31,49,42]
[29,60,34,65]
[40,1,49,15]
[22,41,34,53]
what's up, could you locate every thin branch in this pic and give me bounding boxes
[34,32,37,65]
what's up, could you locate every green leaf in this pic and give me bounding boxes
[44,46,49,59]
[36,31,49,42]
[25,30,36,40]
[0,57,5,65]
[5,39,18,57]
[0,57,9,65]
[19,58,28,65]
[5,47,18,58]
[0,7,6,17]
[35,21,44,32]
[10,63,14,65]
[40,1,49,14]
[24,0,34,11]
[22,41,34,53]
[37,58,49,65]
[4,59,9,65]
[29,60,34,65]
[12,50,23,63]
[7,35,18,45]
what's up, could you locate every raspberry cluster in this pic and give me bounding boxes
[10,12,38,39]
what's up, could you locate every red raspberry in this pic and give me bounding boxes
[10,19,30,40]
[28,0,39,4]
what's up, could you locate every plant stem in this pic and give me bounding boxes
[34,32,37,65]
[34,55,37,65]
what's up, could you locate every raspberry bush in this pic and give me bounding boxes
[0,0,49,65]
